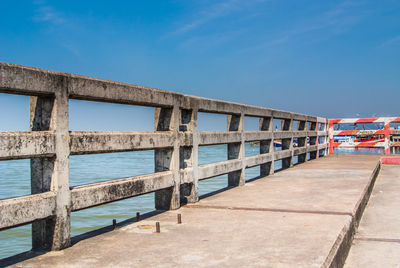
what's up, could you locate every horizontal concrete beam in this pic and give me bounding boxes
[198,131,275,145]
[0,62,62,95]
[272,110,292,119]
[0,129,328,160]
[292,114,308,121]
[0,192,56,230]
[199,132,241,145]
[293,147,307,155]
[1,61,322,122]
[69,76,182,107]
[71,171,174,211]
[274,131,293,139]
[243,106,273,117]
[0,131,55,160]
[70,131,174,155]
[317,131,328,136]
[307,131,318,137]
[192,97,279,117]
[308,145,318,152]
[245,153,273,168]
[307,116,318,122]
[244,131,273,141]
[274,150,292,160]
[318,144,328,150]
[199,159,242,180]
[191,97,242,115]
[292,132,308,138]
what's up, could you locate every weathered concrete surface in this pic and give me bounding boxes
[70,171,174,211]
[198,155,380,214]
[0,192,56,230]
[6,155,381,268]
[0,61,329,251]
[0,62,314,119]
[0,131,55,160]
[345,164,400,268]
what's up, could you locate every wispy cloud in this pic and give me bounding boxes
[240,0,369,53]
[179,28,247,50]
[33,5,65,25]
[32,2,83,56]
[170,0,268,36]
[281,1,367,40]
[380,35,400,47]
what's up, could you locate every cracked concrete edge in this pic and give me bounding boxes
[322,160,381,268]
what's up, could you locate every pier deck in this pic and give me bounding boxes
[345,164,400,267]
[6,155,382,267]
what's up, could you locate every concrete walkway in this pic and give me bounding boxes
[4,155,381,268]
[345,164,400,268]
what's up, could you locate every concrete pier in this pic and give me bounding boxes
[2,62,398,267]
[3,155,382,267]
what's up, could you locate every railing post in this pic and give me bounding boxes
[282,117,293,169]
[297,120,307,163]
[30,96,55,250]
[316,122,320,159]
[179,108,199,204]
[52,82,71,250]
[227,112,245,186]
[260,116,274,176]
[154,106,180,210]
[29,78,71,251]
[309,121,317,160]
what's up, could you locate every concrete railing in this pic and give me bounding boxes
[0,62,329,251]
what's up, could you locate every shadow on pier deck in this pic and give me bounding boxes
[4,154,394,268]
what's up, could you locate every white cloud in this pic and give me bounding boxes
[171,0,268,35]
[380,35,400,47]
[240,0,369,53]
[33,5,65,25]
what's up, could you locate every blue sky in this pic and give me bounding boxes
[0,0,399,131]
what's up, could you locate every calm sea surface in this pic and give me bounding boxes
[1,143,286,259]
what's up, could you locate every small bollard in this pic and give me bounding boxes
[177,214,182,224]
[155,222,160,233]
[113,219,117,230]
[136,212,140,222]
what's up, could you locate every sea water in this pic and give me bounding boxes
[0,143,283,259]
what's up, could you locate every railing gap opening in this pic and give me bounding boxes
[274,160,283,171]
[292,120,299,131]
[273,119,283,131]
[244,116,259,131]
[198,175,228,198]
[245,166,260,182]
[292,155,299,165]
[0,93,29,131]
[197,112,227,132]
[69,100,154,131]
[71,192,155,238]
[0,159,31,199]
[0,225,31,260]
[198,145,227,165]
[69,151,155,187]
[245,142,260,157]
